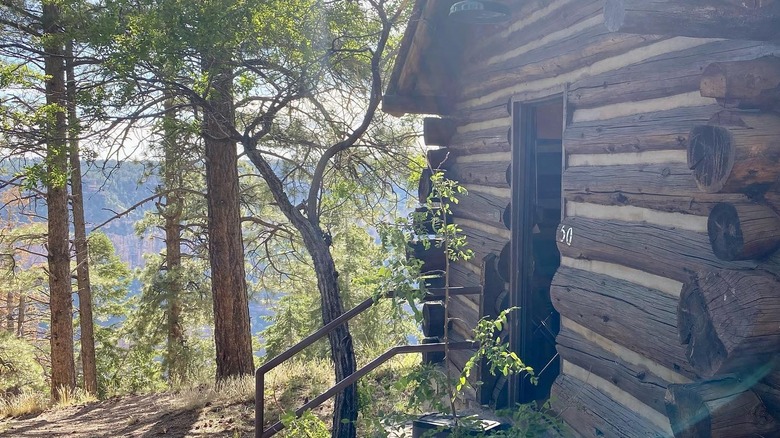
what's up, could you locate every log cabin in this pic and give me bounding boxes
[384,1,780,436]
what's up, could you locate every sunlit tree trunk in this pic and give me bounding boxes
[201,51,254,379]
[161,95,186,382]
[66,39,97,396]
[5,291,13,332]
[43,1,76,400]
[16,294,25,338]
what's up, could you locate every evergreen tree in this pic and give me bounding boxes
[86,2,416,434]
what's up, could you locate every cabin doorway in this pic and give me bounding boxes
[508,98,563,405]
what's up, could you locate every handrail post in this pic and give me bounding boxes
[256,369,264,438]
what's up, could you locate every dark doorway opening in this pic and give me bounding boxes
[509,97,563,405]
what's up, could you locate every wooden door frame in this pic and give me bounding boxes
[508,92,565,404]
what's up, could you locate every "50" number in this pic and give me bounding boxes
[559,225,573,246]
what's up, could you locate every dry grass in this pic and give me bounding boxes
[0,355,422,437]
[0,390,49,419]
[0,387,97,420]
[262,358,333,425]
[54,387,98,409]
[171,374,255,412]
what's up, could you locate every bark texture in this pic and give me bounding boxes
[43,2,76,400]
[162,95,186,382]
[201,52,254,379]
[67,40,97,395]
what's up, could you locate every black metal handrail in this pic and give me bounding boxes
[255,286,481,438]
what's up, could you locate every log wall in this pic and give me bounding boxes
[407,0,780,434]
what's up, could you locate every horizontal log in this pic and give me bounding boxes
[701,56,780,110]
[678,269,780,377]
[570,40,777,109]
[551,266,696,378]
[423,117,457,146]
[604,0,780,41]
[707,201,780,261]
[448,294,479,339]
[557,216,755,283]
[382,94,451,117]
[462,0,605,71]
[445,156,511,188]
[688,111,780,194]
[451,96,510,121]
[561,256,684,297]
[666,377,780,438]
[453,109,510,136]
[448,124,510,155]
[564,163,748,216]
[450,189,508,229]
[565,104,723,155]
[448,260,482,289]
[557,325,670,415]
[456,223,508,267]
[551,373,668,438]
[566,202,706,233]
[562,315,693,382]
[461,19,666,102]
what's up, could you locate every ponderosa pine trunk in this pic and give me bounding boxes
[201,52,254,379]
[43,1,76,400]
[162,95,186,382]
[66,40,97,396]
[5,291,13,332]
[16,294,25,338]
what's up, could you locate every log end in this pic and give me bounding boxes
[700,63,728,100]
[418,168,433,204]
[408,239,446,273]
[687,125,735,194]
[502,202,511,230]
[423,119,456,147]
[708,203,745,261]
[667,379,780,438]
[665,384,710,438]
[422,301,445,337]
[497,241,510,283]
[701,56,780,108]
[602,0,625,32]
[421,336,445,364]
[678,275,728,378]
[708,202,780,261]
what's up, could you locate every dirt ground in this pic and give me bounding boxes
[0,393,256,437]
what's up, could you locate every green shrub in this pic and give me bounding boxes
[0,332,46,399]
